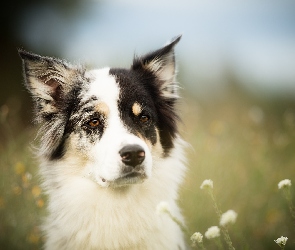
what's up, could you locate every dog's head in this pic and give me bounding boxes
[19,36,181,188]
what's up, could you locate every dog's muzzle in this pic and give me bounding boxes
[98,144,148,188]
[119,144,145,167]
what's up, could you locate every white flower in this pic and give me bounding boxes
[274,236,288,247]
[156,201,170,215]
[205,226,220,239]
[190,232,203,243]
[278,179,292,189]
[220,210,238,227]
[200,179,213,190]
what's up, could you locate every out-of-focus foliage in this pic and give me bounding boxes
[0,105,45,250]
[179,82,295,250]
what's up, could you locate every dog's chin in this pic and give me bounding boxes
[109,172,148,188]
[95,170,148,188]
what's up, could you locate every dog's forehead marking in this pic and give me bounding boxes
[85,68,119,112]
[95,102,110,116]
[132,102,142,116]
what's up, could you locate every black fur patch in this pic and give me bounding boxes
[110,36,181,155]
[110,67,179,155]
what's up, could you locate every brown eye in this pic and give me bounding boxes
[140,115,149,124]
[88,119,100,128]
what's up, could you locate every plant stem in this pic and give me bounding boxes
[165,210,190,237]
[283,188,295,222]
[208,189,235,250]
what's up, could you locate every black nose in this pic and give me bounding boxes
[119,144,145,167]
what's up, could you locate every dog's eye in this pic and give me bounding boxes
[140,115,149,124]
[87,119,100,128]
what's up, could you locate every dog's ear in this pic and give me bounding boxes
[132,35,181,99]
[18,49,83,123]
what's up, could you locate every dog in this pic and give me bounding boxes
[19,35,187,250]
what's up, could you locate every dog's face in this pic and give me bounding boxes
[19,36,181,188]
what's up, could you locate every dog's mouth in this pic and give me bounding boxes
[109,171,147,188]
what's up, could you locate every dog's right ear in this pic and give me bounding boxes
[18,49,84,123]
[132,35,181,99]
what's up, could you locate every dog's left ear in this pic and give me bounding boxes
[132,35,181,99]
[18,49,84,123]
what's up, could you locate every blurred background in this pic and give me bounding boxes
[1,0,295,249]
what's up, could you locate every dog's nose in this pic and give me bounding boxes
[119,145,145,167]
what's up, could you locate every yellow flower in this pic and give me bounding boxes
[36,198,45,208]
[15,162,25,175]
[32,185,41,198]
[28,232,40,244]
[27,226,41,244]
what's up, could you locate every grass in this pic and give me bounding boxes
[0,86,295,249]
[0,105,45,250]
[179,89,295,249]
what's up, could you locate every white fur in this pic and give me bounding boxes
[39,69,187,250]
[85,69,153,187]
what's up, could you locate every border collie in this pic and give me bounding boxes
[19,36,187,249]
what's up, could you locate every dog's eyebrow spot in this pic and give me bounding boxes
[132,102,142,116]
[95,102,110,116]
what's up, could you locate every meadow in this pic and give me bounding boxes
[179,87,295,249]
[0,84,294,249]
